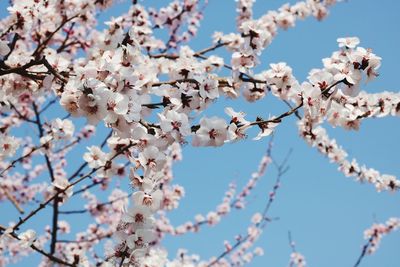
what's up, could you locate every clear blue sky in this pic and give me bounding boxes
[2,1,400,266]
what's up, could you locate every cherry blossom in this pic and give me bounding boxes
[337,37,360,49]
[0,135,20,160]
[17,229,36,248]
[290,252,306,267]
[363,217,400,255]
[50,118,75,140]
[192,117,228,147]
[83,146,107,169]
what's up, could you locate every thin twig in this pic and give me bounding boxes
[39,97,58,114]
[9,104,37,124]
[208,143,290,266]
[56,22,76,53]
[59,193,131,215]
[2,188,24,214]
[32,14,80,57]
[353,234,375,267]
[288,231,298,253]
[246,80,343,127]
[57,232,113,244]
[41,56,68,83]
[151,78,199,87]
[150,41,229,59]
[0,143,47,177]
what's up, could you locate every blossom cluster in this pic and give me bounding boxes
[363,217,400,255]
[289,252,306,267]
[228,0,336,76]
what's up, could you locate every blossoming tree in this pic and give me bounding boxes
[0,0,399,266]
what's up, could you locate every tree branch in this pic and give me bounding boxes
[59,193,131,215]
[2,188,24,214]
[32,14,80,57]
[32,102,59,256]
[0,225,75,266]
[247,80,343,127]
[8,143,134,233]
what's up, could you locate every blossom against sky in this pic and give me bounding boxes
[0,0,399,266]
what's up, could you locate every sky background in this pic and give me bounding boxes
[1,0,400,266]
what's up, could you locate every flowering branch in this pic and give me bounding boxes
[208,145,289,266]
[0,225,76,266]
[32,14,81,57]
[353,218,400,267]
[7,142,134,234]
[0,0,398,265]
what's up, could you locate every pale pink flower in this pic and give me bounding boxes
[83,146,107,168]
[51,118,75,140]
[18,229,36,248]
[337,37,360,49]
[192,117,227,147]
[0,135,20,160]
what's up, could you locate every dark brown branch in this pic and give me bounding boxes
[57,232,113,243]
[71,160,129,197]
[247,80,343,127]
[50,194,60,255]
[9,104,36,123]
[151,41,229,59]
[158,7,188,53]
[2,188,24,214]
[59,193,131,214]
[39,97,58,114]
[283,100,302,120]
[0,142,49,177]
[68,161,88,181]
[141,102,164,109]
[151,78,199,87]
[41,57,68,83]
[58,208,87,215]
[32,102,59,256]
[71,179,100,196]
[0,58,46,78]
[0,23,16,38]
[119,250,127,267]
[56,22,76,53]
[195,53,234,71]
[0,56,67,83]
[53,138,81,154]
[100,130,113,148]
[0,225,75,266]
[353,234,376,267]
[32,14,80,57]
[8,143,134,233]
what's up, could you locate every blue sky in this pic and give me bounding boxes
[2,0,400,266]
